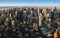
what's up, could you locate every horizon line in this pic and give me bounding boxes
[0,4,60,7]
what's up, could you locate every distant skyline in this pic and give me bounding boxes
[0,0,60,6]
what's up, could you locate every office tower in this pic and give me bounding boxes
[38,8,43,26]
[51,8,54,12]
[15,11,17,15]
[33,23,38,31]
[42,8,47,17]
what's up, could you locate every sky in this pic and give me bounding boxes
[0,0,60,6]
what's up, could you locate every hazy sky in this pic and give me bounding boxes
[0,0,60,6]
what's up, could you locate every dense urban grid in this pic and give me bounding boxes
[0,7,60,38]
